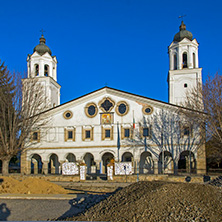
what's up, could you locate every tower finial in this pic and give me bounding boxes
[178,15,186,21]
[178,15,187,31]
[40,29,45,36]
[39,29,46,44]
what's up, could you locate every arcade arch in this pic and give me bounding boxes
[140,151,154,174]
[48,154,60,174]
[31,154,43,174]
[178,151,196,173]
[101,152,114,174]
[158,151,174,174]
[65,153,76,162]
[122,152,133,162]
[83,153,95,174]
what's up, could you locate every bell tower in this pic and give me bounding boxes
[168,21,202,105]
[26,34,61,108]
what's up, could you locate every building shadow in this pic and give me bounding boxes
[0,203,10,221]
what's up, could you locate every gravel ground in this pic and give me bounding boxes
[0,199,82,221]
[64,181,222,222]
[0,179,221,221]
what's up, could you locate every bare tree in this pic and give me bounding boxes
[182,73,222,167]
[124,108,204,174]
[0,65,50,175]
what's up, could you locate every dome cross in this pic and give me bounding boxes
[178,15,186,21]
[40,29,45,36]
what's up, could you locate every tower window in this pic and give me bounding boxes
[184,83,188,88]
[44,65,49,76]
[174,54,177,70]
[35,64,39,76]
[182,53,188,68]
[193,53,196,68]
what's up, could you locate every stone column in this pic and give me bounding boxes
[32,159,38,174]
[154,159,158,175]
[195,50,199,68]
[40,60,44,77]
[174,161,178,175]
[178,47,182,69]
[27,159,32,175]
[169,50,173,70]
[20,151,28,175]
[94,160,100,174]
[188,45,193,69]
[197,143,206,174]
[185,156,190,173]
[60,161,65,175]
[42,161,49,175]
[51,161,55,174]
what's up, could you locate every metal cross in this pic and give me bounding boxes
[40,29,45,35]
[178,15,186,21]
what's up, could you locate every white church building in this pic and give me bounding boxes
[21,21,206,176]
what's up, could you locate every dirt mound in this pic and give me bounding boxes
[68,181,222,222]
[0,177,69,194]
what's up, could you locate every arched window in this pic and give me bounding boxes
[174,54,177,70]
[35,64,39,76]
[193,53,196,68]
[182,53,188,68]
[44,65,49,76]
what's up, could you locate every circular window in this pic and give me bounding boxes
[63,110,73,119]
[85,103,98,118]
[119,103,126,114]
[116,101,129,116]
[142,105,153,115]
[88,105,96,116]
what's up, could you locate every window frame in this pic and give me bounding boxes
[64,128,75,142]
[142,105,153,115]
[181,125,193,137]
[140,125,151,139]
[115,101,129,116]
[63,110,73,120]
[31,130,40,143]
[101,126,113,140]
[82,127,94,141]
[34,64,39,76]
[85,102,98,118]
[121,126,131,139]
[44,64,49,76]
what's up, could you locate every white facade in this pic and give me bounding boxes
[21,22,206,176]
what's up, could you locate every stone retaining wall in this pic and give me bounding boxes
[111,174,218,183]
[7,174,218,184]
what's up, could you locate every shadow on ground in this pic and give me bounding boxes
[56,188,122,221]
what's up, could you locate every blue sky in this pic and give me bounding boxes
[0,0,221,104]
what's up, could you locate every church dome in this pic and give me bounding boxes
[33,35,52,56]
[173,21,193,42]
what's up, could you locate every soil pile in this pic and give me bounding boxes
[67,181,222,222]
[0,177,69,194]
[208,175,222,187]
